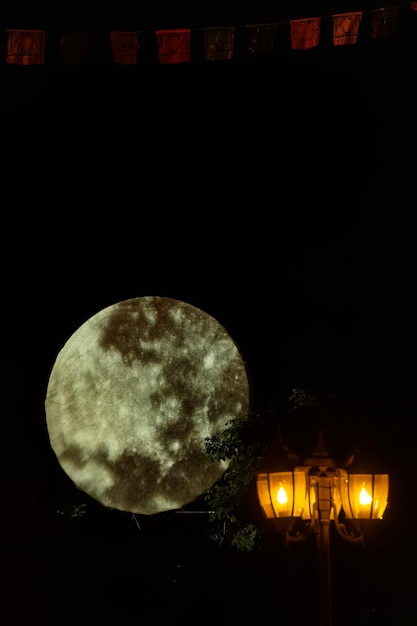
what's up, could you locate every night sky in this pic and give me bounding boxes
[2,4,417,626]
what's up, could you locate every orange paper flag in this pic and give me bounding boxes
[203,26,235,61]
[332,12,363,46]
[370,6,399,38]
[60,32,94,65]
[156,29,191,64]
[110,32,140,64]
[290,18,321,50]
[7,29,46,65]
[247,23,277,55]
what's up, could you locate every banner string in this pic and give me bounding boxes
[0,1,414,34]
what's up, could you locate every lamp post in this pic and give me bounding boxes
[255,432,389,626]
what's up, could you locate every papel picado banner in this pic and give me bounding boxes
[1,2,416,65]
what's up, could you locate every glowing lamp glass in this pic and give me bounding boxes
[256,470,308,519]
[332,477,343,519]
[277,486,288,504]
[340,471,389,519]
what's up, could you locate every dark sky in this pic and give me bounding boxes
[2,6,417,626]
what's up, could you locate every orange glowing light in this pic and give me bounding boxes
[277,486,288,505]
[359,486,373,505]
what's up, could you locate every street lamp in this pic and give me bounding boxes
[255,431,389,626]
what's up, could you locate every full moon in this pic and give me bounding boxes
[45,296,251,514]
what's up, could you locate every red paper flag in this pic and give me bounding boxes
[332,12,363,46]
[411,2,417,9]
[7,29,46,65]
[290,18,321,50]
[156,29,191,64]
[247,23,277,55]
[60,32,94,65]
[370,6,399,38]
[110,32,140,64]
[203,26,235,61]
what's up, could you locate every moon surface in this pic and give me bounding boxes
[45,296,251,514]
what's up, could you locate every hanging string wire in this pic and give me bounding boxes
[1,1,414,35]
